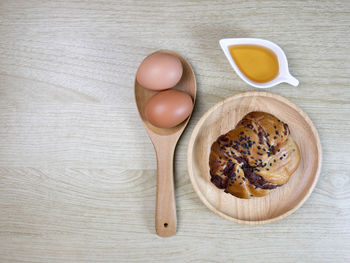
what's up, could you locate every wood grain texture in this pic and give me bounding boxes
[0,0,349,262]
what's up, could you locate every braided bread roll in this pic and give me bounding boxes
[209,111,300,199]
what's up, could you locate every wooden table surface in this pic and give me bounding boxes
[0,1,349,262]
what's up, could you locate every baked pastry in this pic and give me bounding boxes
[209,111,300,199]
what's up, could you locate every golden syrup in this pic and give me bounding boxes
[229,45,279,83]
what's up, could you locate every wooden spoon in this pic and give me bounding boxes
[134,50,196,237]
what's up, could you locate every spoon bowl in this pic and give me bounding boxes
[135,50,196,237]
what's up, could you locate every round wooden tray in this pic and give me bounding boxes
[187,92,322,225]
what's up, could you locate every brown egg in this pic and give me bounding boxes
[136,53,183,91]
[145,90,193,128]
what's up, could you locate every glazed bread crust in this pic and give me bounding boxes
[209,112,300,199]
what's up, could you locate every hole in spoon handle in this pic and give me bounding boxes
[155,147,177,237]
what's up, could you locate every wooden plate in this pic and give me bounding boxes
[187,92,322,225]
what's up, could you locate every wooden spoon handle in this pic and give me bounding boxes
[155,145,177,237]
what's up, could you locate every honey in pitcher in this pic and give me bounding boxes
[229,44,279,83]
